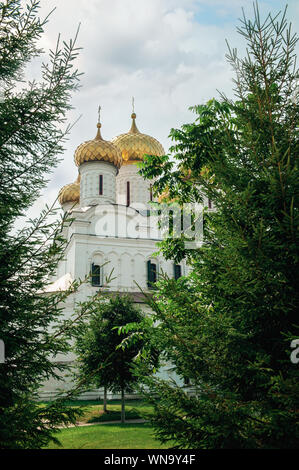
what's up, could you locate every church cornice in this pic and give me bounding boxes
[68,232,163,244]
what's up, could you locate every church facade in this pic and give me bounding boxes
[41,109,190,400]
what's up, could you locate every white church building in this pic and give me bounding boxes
[41,108,191,400]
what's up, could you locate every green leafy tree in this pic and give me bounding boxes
[74,294,157,424]
[0,0,83,449]
[128,4,299,449]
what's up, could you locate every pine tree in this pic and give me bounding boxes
[131,4,299,449]
[0,0,83,448]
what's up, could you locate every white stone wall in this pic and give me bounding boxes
[55,204,189,293]
[116,164,153,208]
[80,161,117,206]
[73,237,161,292]
[61,201,79,212]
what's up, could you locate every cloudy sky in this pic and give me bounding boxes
[24,0,299,220]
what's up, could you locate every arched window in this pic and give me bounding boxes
[126,181,130,206]
[150,184,153,202]
[208,198,212,209]
[174,264,182,280]
[91,263,102,287]
[147,260,157,288]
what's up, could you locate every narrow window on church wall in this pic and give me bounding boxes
[127,181,130,206]
[91,263,102,287]
[150,184,153,202]
[208,198,212,209]
[174,264,182,280]
[147,260,157,288]
[99,175,103,195]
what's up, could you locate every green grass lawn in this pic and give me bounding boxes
[46,423,171,449]
[41,399,172,449]
[40,399,154,424]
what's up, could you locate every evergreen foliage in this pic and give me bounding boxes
[129,4,299,448]
[0,0,83,448]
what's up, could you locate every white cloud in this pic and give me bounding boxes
[17,0,298,220]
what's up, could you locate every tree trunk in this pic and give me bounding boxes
[121,388,125,424]
[103,387,107,413]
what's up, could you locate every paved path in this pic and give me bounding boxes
[58,418,147,429]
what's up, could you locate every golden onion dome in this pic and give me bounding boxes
[112,113,165,165]
[74,123,122,168]
[58,180,80,205]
